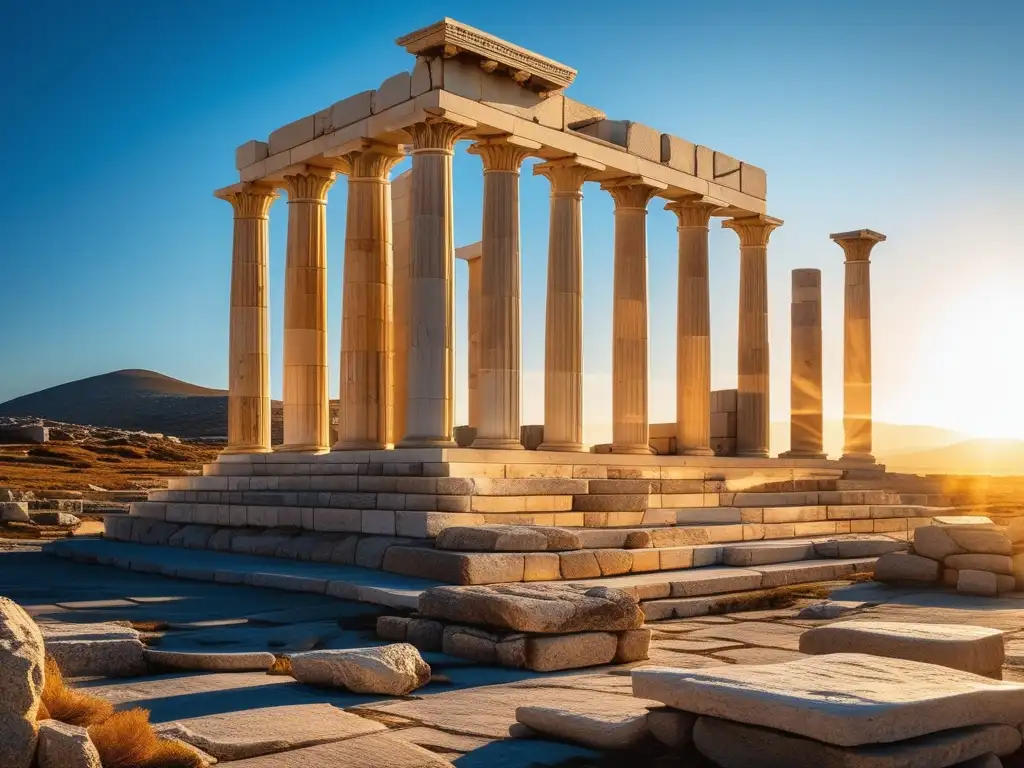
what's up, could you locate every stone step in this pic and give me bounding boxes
[671,508,743,525]
[42,538,875,617]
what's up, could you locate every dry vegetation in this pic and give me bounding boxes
[0,439,220,492]
[39,655,206,767]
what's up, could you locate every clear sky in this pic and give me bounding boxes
[2,0,1023,444]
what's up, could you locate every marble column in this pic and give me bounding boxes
[832,229,886,462]
[390,170,412,445]
[217,183,277,455]
[534,157,600,452]
[723,214,783,458]
[334,143,404,450]
[468,136,537,450]
[398,119,469,448]
[783,268,826,458]
[603,178,660,455]
[666,197,718,456]
[455,244,483,430]
[279,168,336,452]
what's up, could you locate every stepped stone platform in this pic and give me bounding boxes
[51,449,969,615]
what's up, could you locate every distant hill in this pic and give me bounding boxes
[0,370,233,438]
[878,438,1024,476]
[770,420,965,458]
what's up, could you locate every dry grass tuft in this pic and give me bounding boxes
[267,655,293,676]
[39,655,114,727]
[89,709,207,767]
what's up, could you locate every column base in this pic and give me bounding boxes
[677,446,715,457]
[396,437,459,449]
[471,437,524,450]
[219,445,272,456]
[841,452,876,463]
[611,444,654,455]
[332,440,389,451]
[538,441,586,453]
[780,450,827,460]
[736,449,770,459]
[274,443,330,454]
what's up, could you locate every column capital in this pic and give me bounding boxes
[533,156,605,196]
[280,167,336,203]
[831,229,886,262]
[665,196,720,229]
[722,214,783,247]
[216,183,278,219]
[406,118,473,154]
[467,135,540,173]
[344,140,405,180]
[601,176,663,211]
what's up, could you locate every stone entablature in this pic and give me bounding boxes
[395,17,577,93]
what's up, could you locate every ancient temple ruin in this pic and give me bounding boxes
[109,20,946,607]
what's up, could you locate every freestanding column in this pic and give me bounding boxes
[279,168,336,452]
[832,229,886,462]
[603,178,661,455]
[398,119,469,448]
[334,142,404,450]
[390,170,412,444]
[534,157,602,452]
[455,243,483,429]
[723,214,783,458]
[783,268,826,458]
[666,197,718,456]
[216,183,278,455]
[469,136,538,450]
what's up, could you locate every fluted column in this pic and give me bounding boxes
[398,119,470,447]
[455,244,483,429]
[278,168,335,452]
[832,229,886,462]
[783,268,826,458]
[535,157,601,451]
[334,142,404,450]
[723,214,783,458]
[468,136,537,450]
[666,197,718,456]
[217,183,277,455]
[603,178,660,454]
[390,170,412,444]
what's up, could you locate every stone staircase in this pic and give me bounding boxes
[72,449,968,611]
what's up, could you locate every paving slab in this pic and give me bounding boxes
[632,653,1024,746]
[693,717,1022,768]
[799,621,1005,675]
[156,703,385,760]
[222,732,450,766]
[684,621,806,651]
[515,699,651,749]
[711,647,809,664]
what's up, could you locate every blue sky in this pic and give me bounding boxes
[2,0,1023,442]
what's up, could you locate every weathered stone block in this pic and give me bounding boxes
[873,552,940,583]
[958,569,999,596]
[945,554,1013,575]
[383,548,525,585]
[525,631,618,672]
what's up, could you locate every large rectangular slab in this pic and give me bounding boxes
[631,653,1024,746]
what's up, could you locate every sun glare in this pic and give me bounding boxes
[925,291,1024,439]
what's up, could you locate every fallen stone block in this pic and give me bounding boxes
[914,526,965,561]
[946,554,1013,575]
[515,701,651,749]
[376,616,410,641]
[417,583,643,633]
[945,529,1012,556]
[0,501,30,523]
[613,628,651,663]
[693,716,1021,768]
[933,516,996,530]
[874,552,940,583]
[632,653,1024,746]
[958,570,999,596]
[442,625,501,664]
[290,643,430,696]
[143,649,276,672]
[154,703,385,761]
[406,619,443,652]
[37,720,102,768]
[525,631,618,672]
[45,638,147,678]
[799,621,1005,676]
[29,511,81,527]
[382,547,525,584]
